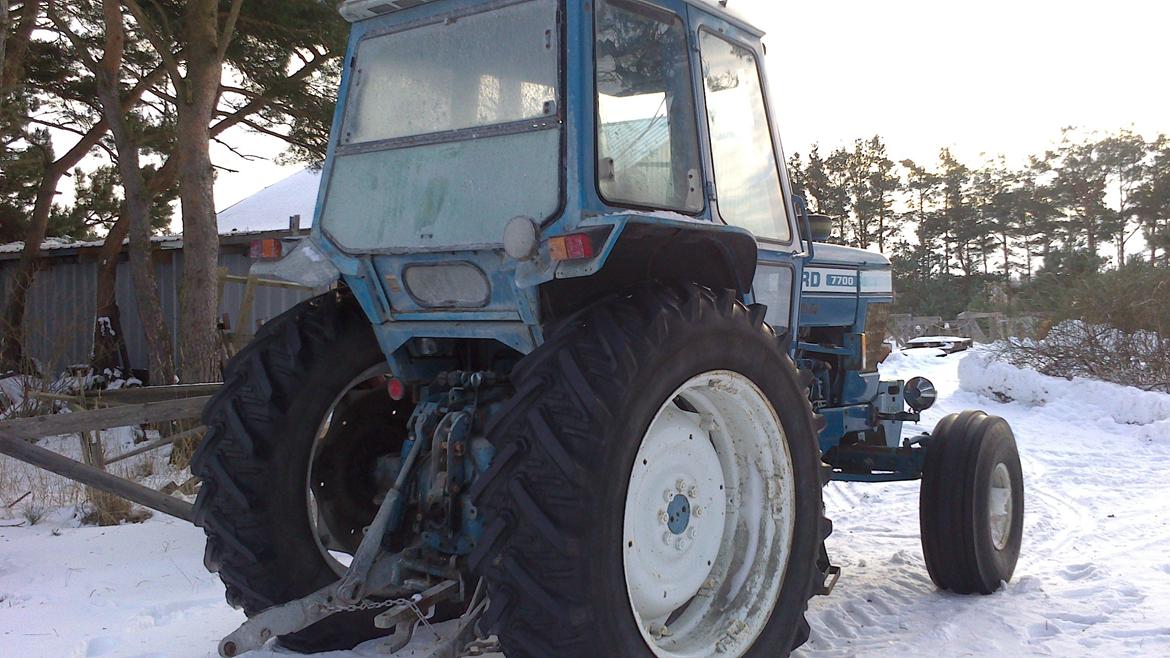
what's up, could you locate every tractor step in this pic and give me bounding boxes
[817,564,842,596]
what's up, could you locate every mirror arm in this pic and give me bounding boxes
[793,195,816,263]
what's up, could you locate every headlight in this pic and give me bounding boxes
[402,263,490,308]
[860,269,893,294]
[905,376,937,412]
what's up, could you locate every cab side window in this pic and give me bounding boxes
[698,31,790,241]
[595,0,704,213]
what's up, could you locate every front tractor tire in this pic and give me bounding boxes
[920,410,1024,594]
[471,284,825,658]
[192,292,410,653]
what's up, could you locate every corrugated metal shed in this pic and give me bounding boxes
[0,232,314,379]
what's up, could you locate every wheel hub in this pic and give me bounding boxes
[625,404,726,620]
[666,493,691,535]
[988,462,1014,551]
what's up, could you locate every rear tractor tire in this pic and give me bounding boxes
[471,283,827,658]
[920,410,1024,594]
[192,292,415,652]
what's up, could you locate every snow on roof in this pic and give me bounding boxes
[1,169,322,257]
[216,168,322,234]
[0,234,180,256]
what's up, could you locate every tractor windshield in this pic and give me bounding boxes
[320,0,561,252]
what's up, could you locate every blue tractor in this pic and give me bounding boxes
[195,1,1024,656]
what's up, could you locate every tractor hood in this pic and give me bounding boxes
[802,243,893,298]
[807,243,891,271]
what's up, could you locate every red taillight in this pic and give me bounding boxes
[547,234,595,261]
[387,377,406,401]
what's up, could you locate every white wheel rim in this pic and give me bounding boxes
[989,462,1013,551]
[623,371,796,658]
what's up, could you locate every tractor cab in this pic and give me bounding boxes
[278,0,805,368]
[204,2,1025,657]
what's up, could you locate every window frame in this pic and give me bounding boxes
[696,27,794,245]
[320,0,568,254]
[592,0,706,216]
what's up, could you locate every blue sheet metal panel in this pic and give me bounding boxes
[816,403,872,453]
[827,447,926,483]
[842,370,880,405]
[799,293,857,327]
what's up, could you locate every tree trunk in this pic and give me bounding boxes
[1002,233,1010,279]
[91,214,131,377]
[2,170,63,371]
[172,0,228,384]
[95,0,176,387]
[1,1,10,79]
[1,0,38,89]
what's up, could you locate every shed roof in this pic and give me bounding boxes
[0,169,320,259]
[216,168,321,234]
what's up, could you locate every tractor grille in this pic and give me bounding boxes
[865,302,892,372]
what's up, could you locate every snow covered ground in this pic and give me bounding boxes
[1,349,1168,657]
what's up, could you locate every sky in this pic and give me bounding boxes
[212,0,1170,212]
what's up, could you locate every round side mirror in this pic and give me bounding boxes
[905,376,937,412]
[807,214,834,242]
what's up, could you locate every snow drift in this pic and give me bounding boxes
[959,350,1170,437]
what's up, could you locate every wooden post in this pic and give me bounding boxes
[0,433,195,522]
[69,400,129,524]
[216,266,229,311]
[233,273,259,351]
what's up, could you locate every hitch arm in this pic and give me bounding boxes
[337,422,426,604]
[218,554,406,657]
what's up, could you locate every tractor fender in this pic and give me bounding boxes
[538,213,759,323]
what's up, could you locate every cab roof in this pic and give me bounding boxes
[341,0,766,38]
[682,0,765,38]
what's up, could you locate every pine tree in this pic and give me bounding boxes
[866,136,900,253]
[900,158,943,278]
[1049,130,1113,261]
[972,158,1016,277]
[822,146,852,243]
[1098,128,1150,266]
[787,151,808,203]
[1135,135,1170,266]
[937,148,972,275]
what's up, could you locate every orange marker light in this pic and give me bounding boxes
[249,239,283,260]
[548,234,595,261]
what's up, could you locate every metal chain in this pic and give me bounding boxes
[325,598,401,613]
[326,595,439,636]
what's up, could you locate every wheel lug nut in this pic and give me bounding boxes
[663,489,674,502]
[662,531,673,546]
[658,510,668,524]
[687,486,697,498]
[693,505,703,518]
[686,527,696,539]
[676,479,686,492]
